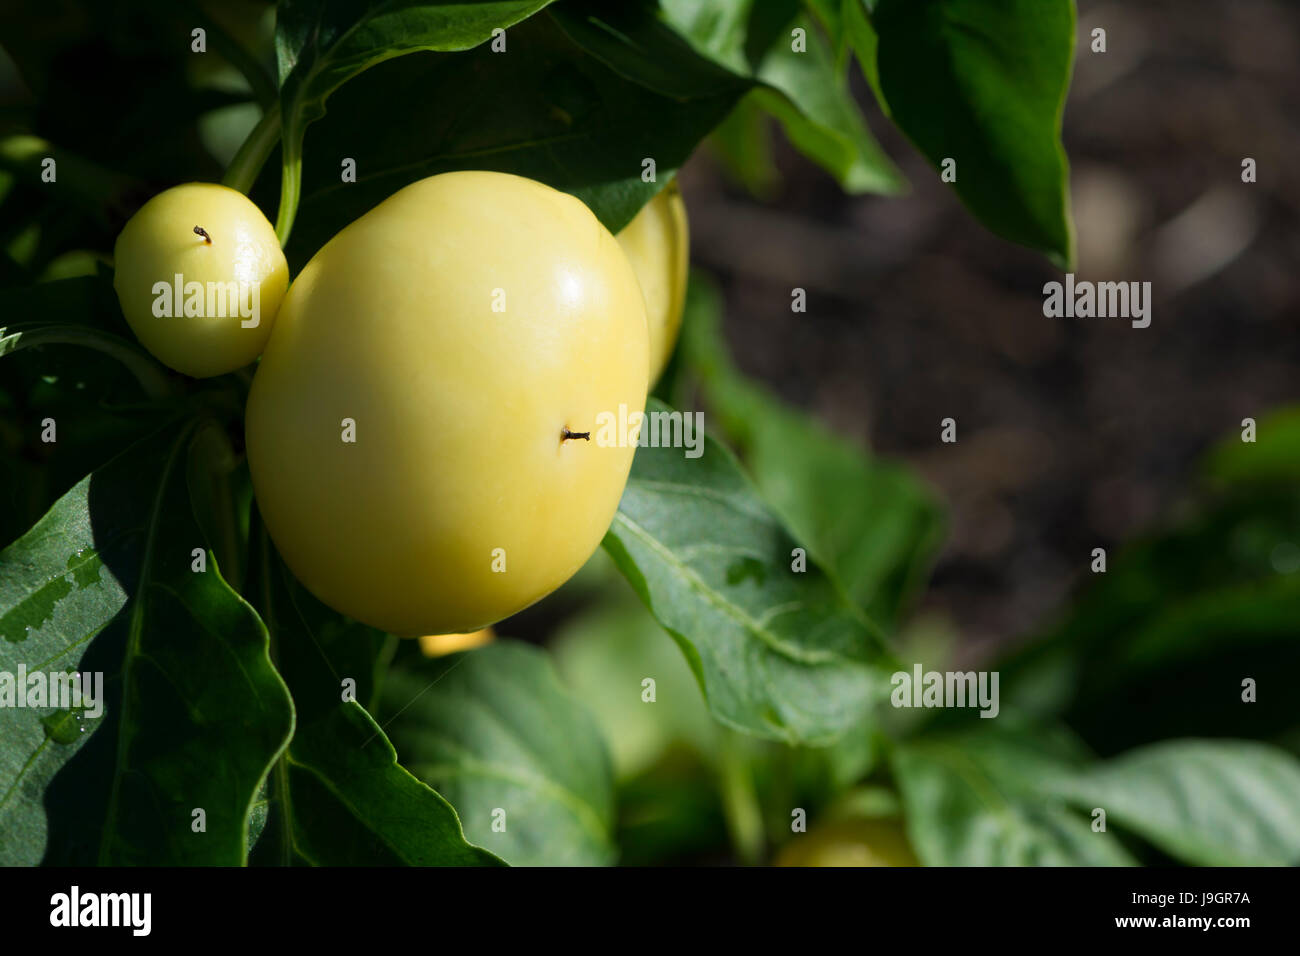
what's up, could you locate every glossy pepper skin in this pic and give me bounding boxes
[777,818,921,867]
[113,183,288,377]
[246,171,649,636]
[617,181,689,386]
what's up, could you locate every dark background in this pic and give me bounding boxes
[679,0,1300,661]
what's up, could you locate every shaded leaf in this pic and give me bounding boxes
[382,640,616,866]
[0,276,172,547]
[0,423,293,864]
[996,486,1300,753]
[661,0,903,193]
[277,6,750,264]
[870,0,1076,264]
[707,94,780,198]
[275,0,555,121]
[751,14,903,194]
[248,533,498,866]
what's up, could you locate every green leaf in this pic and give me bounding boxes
[751,14,903,194]
[0,275,129,338]
[0,1,238,271]
[0,135,139,233]
[614,748,730,865]
[836,0,885,104]
[0,423,294,864]
[273,0,556,240]
[661,0,904,193]
[893,728,1137,866]
[0,275,175,401]
[1,322,172,402]
[552,586,718,782]
[248,532,498,866]
[277,5,750,262]
[707,94,780,198]
[1204,406,1300,486]
[658,0,756,75]
[801,0,851,70]
[870,0,1076,264]
[1045,740,1300,866]
[0,277,176,546]
[381,640,616,866]
[681,275,944,630]
[996,486,1300,751]
[275,0,555,114]
[603,397,892,745]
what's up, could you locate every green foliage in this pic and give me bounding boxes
[0,424,293,864]
[273,1,556,239]
[247,532,496,866]
[1205,406,1300,486]
[1045,740,1300,867]
[603,397,893,745]
[381,640,616,866]
[995,471,1300,755]
[664,0,903,194]
[552,584,718,782]
[5,0,1277,870]
[0,276,175,549]
[893,726,1139,866]
[897,730,1300,867]
[281,4,751,264]
[869,0,1076,265]
[679,275,945,630]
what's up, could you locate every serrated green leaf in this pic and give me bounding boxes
[382,640,616,866]
[0,423,294,864]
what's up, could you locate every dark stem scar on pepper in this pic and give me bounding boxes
[194,226,212,244]
[561,427,591,442]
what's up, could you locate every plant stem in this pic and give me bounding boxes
[2,325,174,400]
[274,128,303,247]
[222,101,282,196]
[191,420,246,589]
[718,730,765,865]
